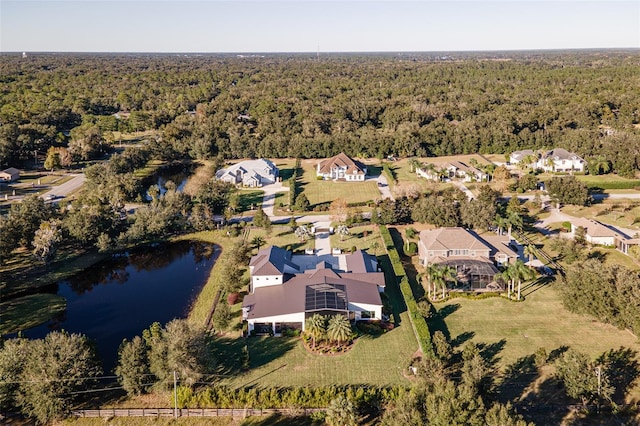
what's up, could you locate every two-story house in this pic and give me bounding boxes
[316,153,367,181]
[242,246,385,335]
[418,227,518,290]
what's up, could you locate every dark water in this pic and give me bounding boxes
[21,241,218,372]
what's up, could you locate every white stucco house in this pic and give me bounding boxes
[535,148,585,173]
[509,150,536,166]
[316,152,367,181]
[242,246,385,335]
[216,159,278,187]
[570,217,625,247]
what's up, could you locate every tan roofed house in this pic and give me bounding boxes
[418,227,518,291]
[243,246,385,335]
[317,152,367,181]
[0,167,20,182]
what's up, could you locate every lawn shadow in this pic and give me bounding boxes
[367,165,383,177]
[478,339,506,368]
[547,345,570,363]
[521,276,553,298]
[496,354,539,404]
[516,375,571,425]
[451,331,476,348]
[426,303,461,342]
[278,168,295,181]
[212,336,297,378]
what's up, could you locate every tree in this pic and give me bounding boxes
[69,123,105,161]
[0,338,29,411]
[115,336,151,397]
[9,331,102,424]
[504,260,535,300]
[325,395,357,426]
[556,349,613,409]
[32,218,63,262]
[43,146,61,171]
[142,319,214,389]
[330,198,348,222]
[327,314,352,344]
[546,176,590,206]
[461,342,493,396]
[305,314,326,349]
[212,300,232,331]
[432,330,452,362]
[294,193,310,212]
[295,224,312,241]
[252,207,270,228]
[523,244,537,262]
[588,156,611,175]
[251,236,265,250]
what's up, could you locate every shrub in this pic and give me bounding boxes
[227,292,240,305]
[404,242,418,256]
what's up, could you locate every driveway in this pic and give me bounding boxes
[452,181,475,200]
[370,174,394,200]
[260,181,290,218]
[40,173,85,202]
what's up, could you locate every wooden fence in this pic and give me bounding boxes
[71,407,323,418]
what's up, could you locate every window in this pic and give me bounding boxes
[360,310,375,319]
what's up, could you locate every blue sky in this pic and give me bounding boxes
[1,1,638,52]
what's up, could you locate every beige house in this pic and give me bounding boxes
[243,246,385,335]
[317,152,367,181]
[418,227,518,290]
[536,148,585,173]
[0,167,20,182]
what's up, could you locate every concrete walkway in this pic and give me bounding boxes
[452,181,475,200]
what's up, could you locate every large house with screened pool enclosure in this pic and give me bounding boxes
[242,246,385,335]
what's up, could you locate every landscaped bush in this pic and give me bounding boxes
[227,292,240,305]
[404,242,418,256]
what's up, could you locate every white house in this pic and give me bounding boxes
[242,246,385,335]
[415,164,440,181]
[442,161,488,182]
[536,148,585,173]
[216,159,278,187]
[509,150,536,166]
[316,152,367,181]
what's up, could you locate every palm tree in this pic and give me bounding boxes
[506,260,535,300]
[408,157,421,173]
[327,314,352,345]
[588,156,611,175]
[494,215,509,236]
[305,314,326,349]
[427,264,457,300]
[251,236,265,250]
[497,267,514,298]
[506,211,523,239]
[524,244,537,262]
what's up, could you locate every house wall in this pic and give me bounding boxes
[348,302,382,321]
[586,235,616,246]
[247,312,306,333]
[251,275,284,290]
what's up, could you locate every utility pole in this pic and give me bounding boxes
[173,371,178,418]
[595,365,602,414]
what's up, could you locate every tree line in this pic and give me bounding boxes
[1,52,639,176]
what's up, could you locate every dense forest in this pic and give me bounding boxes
[1,51,639,173]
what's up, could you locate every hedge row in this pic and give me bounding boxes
[382,163,397,184]
[175,385,403,410]
[379,226,435,358]
[583,180,640,190]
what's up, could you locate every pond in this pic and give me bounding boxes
[20,241,218,372]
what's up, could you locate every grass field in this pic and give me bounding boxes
[329,224,385,256]
[433,283,640,369]
[246,226,314,253]
[298,160,381,208]
[0,293,66,335]
[562,203,640,234]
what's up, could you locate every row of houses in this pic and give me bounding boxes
[216,153,367,188]
[416,161,488,183]
[510,148,585,173]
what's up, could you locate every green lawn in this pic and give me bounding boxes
[329,224,385,256]
[246,226,314,253]
[235,189,264,212]
[434,283,640,369]
[298,161,381,208]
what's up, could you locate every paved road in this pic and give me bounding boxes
[260,181,290,217]
[40,173,85,202]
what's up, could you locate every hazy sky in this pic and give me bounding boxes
[1,1,639,52]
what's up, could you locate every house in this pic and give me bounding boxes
[509,150,536,166]
[441,161,488,182]
[536,148,585,173]
[317,153,367,181]
[571,217,626,247]
[0,168,20,182]
[242,246,385,335]
[418,227,518,290]
[415,164,441,181]
[216,159,278,187]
